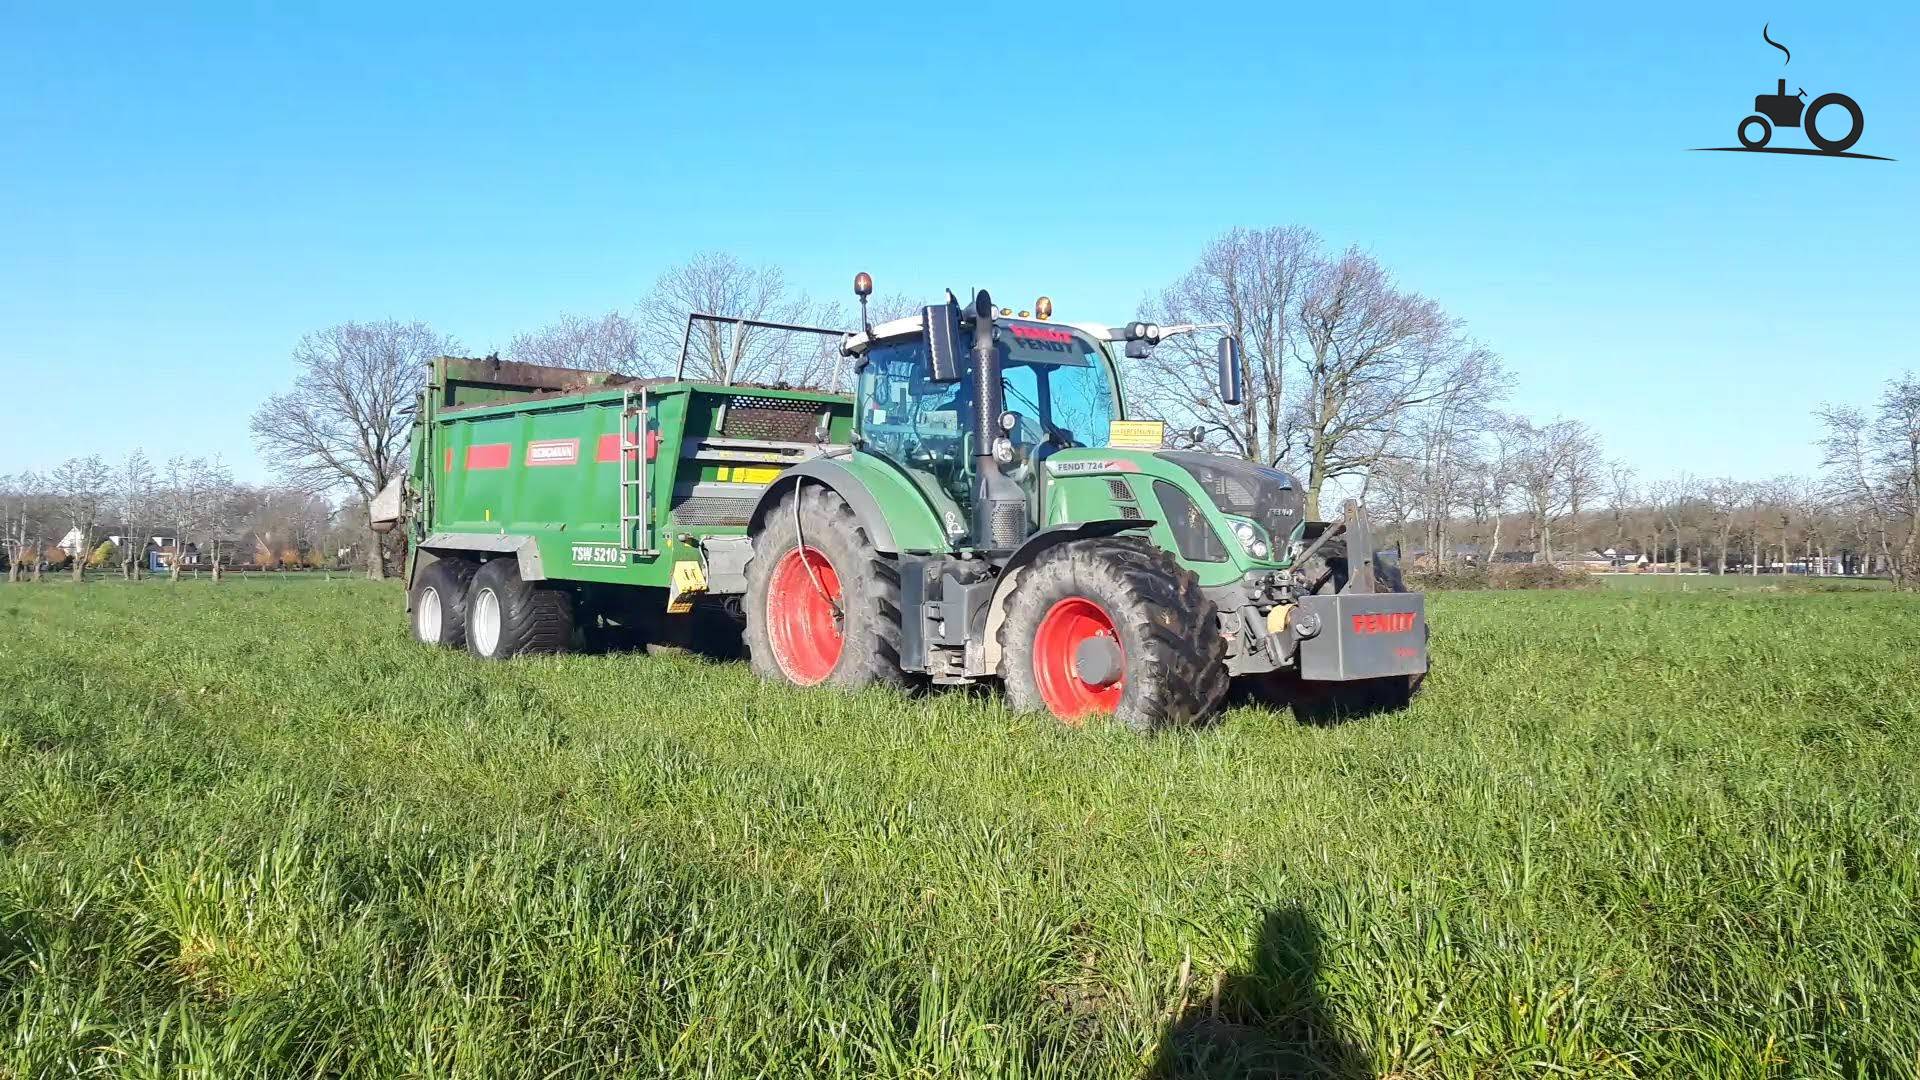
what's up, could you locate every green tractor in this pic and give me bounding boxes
[737,277,1426,729]
[386,275,1427,731]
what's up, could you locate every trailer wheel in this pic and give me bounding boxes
[745,483,909,690]
[465,558,574,660]
[410,557,477,648]
[998,536,1228,732]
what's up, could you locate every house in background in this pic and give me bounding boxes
[56,525,182,567]
[1405,543,1488,570]
[1561,550,1622,572]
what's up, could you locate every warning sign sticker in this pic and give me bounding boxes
[1106,420,1166,449]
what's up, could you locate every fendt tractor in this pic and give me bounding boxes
[373,275,1428,730]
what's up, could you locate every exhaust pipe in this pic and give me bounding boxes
[967,290,1027,551]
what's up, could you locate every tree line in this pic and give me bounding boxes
[10,233,1916,590]
[1,453,350,582]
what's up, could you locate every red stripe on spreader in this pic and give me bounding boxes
[466,443,511,470]
[443,447,452,472]
[594,432,660,462]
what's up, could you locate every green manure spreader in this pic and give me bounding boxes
[377,277,1427,730]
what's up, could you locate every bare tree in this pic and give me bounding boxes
[1293,247,1503,519]
[1605,462,1639,555]
[1818,373,1919,588]
[199,460,240,582]
[49,455,111,581]
[1506,418,1603,563]
[158,456,196,581]
[1649,476,1702,573]
[156,456,239,582]
[637,252,840,387]
[2,472,54,583]
[243,485,334,568]
[507,311,644,373]
[1399,366,1508,564]
[1135,226,1317,464]
[251,320,458,579]
[1472,420,1522,562]
[1701,478,1749,573]
[116,448,156,579]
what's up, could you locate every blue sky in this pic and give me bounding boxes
[3,1,1915,486]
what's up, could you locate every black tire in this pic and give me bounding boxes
[1804,93,1862,153]
[465,558,574,660]
[998,536,1229,732]
[744,483,909,689]
[410,558,477,648]
[1737,114,1772,149]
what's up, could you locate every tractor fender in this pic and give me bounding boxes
[749,458,946,555]
[979,519,1154,674]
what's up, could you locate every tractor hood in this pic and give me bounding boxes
[1157,452,1306,544]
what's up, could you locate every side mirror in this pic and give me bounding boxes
[1125,339,1152,360]
[1216,335,1244,405]
[921,303,963,383]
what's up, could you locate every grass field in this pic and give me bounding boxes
[2,580,1917,1078]
[1597,573,1893,593]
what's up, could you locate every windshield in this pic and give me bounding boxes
[857,323,1120,510]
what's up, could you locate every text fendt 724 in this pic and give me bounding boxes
[375,276,1428,730]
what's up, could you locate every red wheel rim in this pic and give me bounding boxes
[766,545,843,684]
[1031,597,1124,723]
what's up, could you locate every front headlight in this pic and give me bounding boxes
[1228,519,1270,560]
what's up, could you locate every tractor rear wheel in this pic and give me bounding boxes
[410,557,477,648]
[998,536,1228,732]
[465,558,574,660]
[744,483,910,690]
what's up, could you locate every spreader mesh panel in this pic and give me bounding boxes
[720,396,826,442]
[670,496,759,527]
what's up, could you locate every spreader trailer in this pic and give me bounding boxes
[381,277,1427,730]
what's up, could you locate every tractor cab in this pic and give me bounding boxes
[850,313,1120,538]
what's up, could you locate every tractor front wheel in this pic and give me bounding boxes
[745,484,910,690]
[998,537,1228,732]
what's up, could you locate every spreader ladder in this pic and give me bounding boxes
[617,388,656,557]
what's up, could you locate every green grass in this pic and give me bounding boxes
[1598,573,1893,592]
[1,580,1917,1078]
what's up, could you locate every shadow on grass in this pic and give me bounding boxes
[1150,907,1368,1079]
[577,599,747,661]
[1231,673,1422,727]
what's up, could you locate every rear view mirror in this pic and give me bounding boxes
[1216,335,1244,405]
[922,304,963,383]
